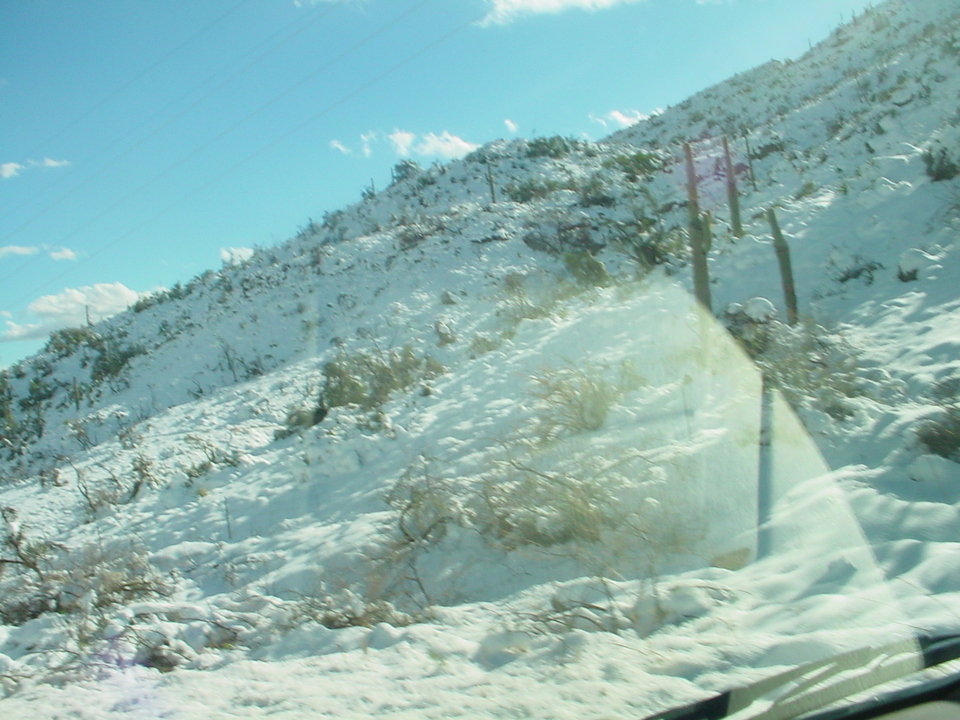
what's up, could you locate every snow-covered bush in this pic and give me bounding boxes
[916,408,960,461]
[730,314,864,420]
[923,145,959,181]
[320,345,444,412]
[289,588,416,630]
[506,177,576,203]
[274,402,327,440]
[390,159,422,185]
[42,327,101,361]
[75,466,126,516]
[1,515,169,626]
[90,339,144,390]
[917,376,960,460]
[601,150,664,181]
[563,251,610,287]
[527,361,643,443]
[385,458,463,546]
[524,135,586,159]
[496,273,558,323]
[480,459,617,548]
[184,434,241,474]
[577,173,617,207]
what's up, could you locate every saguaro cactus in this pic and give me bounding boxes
[723,136,743,238]
[684,142,712,313]
[766,208,798,326]
[742,130,759,191]
[486,165,497,204]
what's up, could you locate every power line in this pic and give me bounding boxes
[6,2,477,309]
[1,0,432,286]
[0,1,343,279]
[12,0,256,164]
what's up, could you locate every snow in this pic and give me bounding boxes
[2,0,960,717]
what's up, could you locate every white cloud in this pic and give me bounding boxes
[589,108,659,129]
[48,248,78,261]
[388,130,417,156]
[329,139,352,155]
[220,247,254,265]
[1,162,23,179]
[0,245,38,260]
[1,283,140,342]
[38,157,70,169]
[359,131,378,157]
[338,129,477,161]
[482,0,645,25]
[504,118,519,133]
[413,131,478,158]
[1,158,70,180]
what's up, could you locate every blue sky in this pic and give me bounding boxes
[1,0,878,368]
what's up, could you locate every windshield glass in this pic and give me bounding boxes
[1,0,959,718]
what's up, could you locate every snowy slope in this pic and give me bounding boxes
[1,0,959,717]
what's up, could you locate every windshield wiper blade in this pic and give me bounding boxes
[641,634,960,720]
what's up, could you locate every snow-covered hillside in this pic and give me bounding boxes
[1,0,959,717]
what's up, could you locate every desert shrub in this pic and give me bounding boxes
[390,159,422,185]
[833,255,884,285]
[132,283,191,313]
[531,367,614,437]
[75,466,126,516]
[605,190,686,270]
[0,514,168,625]
[916,408,960,461]
[53,543,170,613]
[1,415,37,459]
[19,376,55,411]
[397,223,433,250]
[563,251,609,287]
[794,181,818,199]
[385,458,464,545]
[505,177,576,203]
[183,435,242,475]
[735,319,863,420]
[749,138,785,161]
[923,146,959,182]
[496,272,574,324]
[602,151,663,180]
[44,327,102,360]
[1,507,50,585]
[132,295,159,313]
[274,403,328,440]
[917,376,960,460]
[480,460,616,548]
[320,345,444,411]
[577,173,616,207]
[90,342,144,387]
[527,361,643,443]
[290,588,415,629]
[470,334,506,357]
[476,445,676,555]
[128,452,161,499]
[610,223,686,270]
[525,136,584,159]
